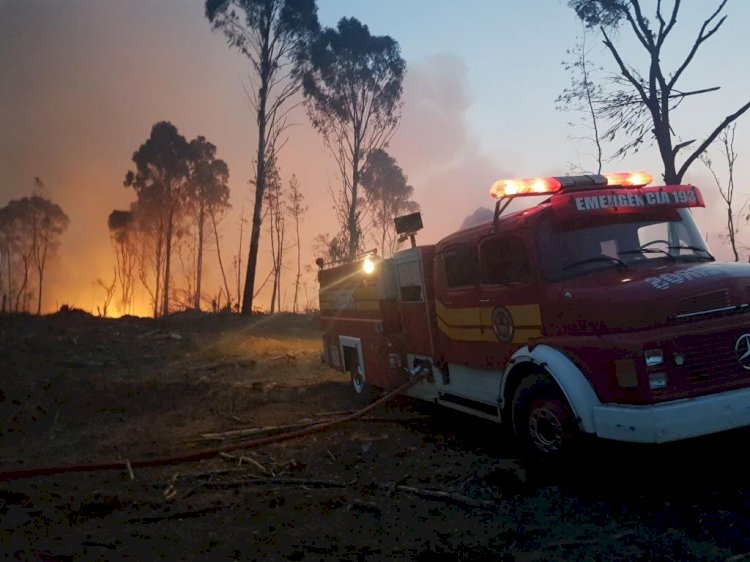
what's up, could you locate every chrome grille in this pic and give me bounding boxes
[676,330,744,383]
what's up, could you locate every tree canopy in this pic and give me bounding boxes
[302,17,405,258]
[361,149,418,257]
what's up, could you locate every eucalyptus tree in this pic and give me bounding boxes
[124,121,191,317]
[569,0,750,184]
[301,17,405,258]
[187,136,231,309]
[360,149,418,257]
[206,0,319,315]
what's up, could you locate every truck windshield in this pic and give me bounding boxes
[537,208,713,281]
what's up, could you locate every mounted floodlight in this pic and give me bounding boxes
[394,212,423,235]
[603,171,653,188]
[394,212,423,248]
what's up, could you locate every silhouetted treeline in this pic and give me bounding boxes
[110,122,231,317]
[0,191,69,314]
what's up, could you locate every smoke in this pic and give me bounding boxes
[460,207,494,230]
[389,54,512,244]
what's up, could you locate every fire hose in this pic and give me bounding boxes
[0,366,430,482]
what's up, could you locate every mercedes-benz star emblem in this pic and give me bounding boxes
[735,333,750,371]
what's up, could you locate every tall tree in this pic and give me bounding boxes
[569,0,750,184]
[286,173,306,313]
[360,149,418,257]
[301,17,405,258]
[124,121,191,317]
[187,136,231,310]
[206,0,319,315]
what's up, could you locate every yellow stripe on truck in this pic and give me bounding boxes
[437,317,496,342]
[434,299,479,327]
[437,300,542,344]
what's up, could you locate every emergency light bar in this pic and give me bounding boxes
[489,171,653,199]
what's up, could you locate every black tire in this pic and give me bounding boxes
[511,373,579,457]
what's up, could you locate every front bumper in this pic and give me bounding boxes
[593,386,750,443]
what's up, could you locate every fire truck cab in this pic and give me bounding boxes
[318,172,750,456]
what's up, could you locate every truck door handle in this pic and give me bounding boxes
[479,299,491,304]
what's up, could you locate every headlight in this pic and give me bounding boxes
[644,348,664,367]
[648,372,668,390]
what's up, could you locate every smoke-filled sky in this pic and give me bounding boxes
[1,0,749,315]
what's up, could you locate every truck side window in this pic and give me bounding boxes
[444,245,479,288]
[481,234,531,285]
[397,261,423,302]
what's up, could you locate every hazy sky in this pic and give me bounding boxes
[1,0,749,314]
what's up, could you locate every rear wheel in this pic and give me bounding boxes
[512,373,578,457]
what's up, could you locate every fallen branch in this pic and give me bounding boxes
[202,476,348,489]
[158,468,248,482]
[210,408,247,425]
[127,505,224,524]
[219,452,273,475]
[394,485,497,510]
[197,474,496,510]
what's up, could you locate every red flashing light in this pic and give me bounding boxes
[489,177,562,199]
[604,171,653,188]
[490,171,654,200]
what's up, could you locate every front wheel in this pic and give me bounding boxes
[512,374,579,457]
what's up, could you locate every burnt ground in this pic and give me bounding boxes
[1,311,750,561]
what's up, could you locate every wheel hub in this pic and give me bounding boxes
[529,406,565,453]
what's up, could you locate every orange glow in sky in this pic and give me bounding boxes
[2,0,748,315]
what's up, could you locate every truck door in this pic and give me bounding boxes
[475,232,542,369]
[393,250,433,358]
[434,243,482,367]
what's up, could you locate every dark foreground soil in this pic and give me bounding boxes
[2,311,750,561]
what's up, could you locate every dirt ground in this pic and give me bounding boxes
[2,311,750,561]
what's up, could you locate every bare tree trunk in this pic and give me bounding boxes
[194,203,205,309]
[153,227,163,318]
[210,207,232,308]
[268,203,277,314]
[293,211,301,313]
[15,256,30,312]
[162,208,174,317]
[347,131,362,259]
[276,230,283,312]
[236,207,244,309]
[241,18,272,316]
[727,206,739,262]
[35,262,44,315]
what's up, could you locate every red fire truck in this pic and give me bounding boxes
[318,171,750,456]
